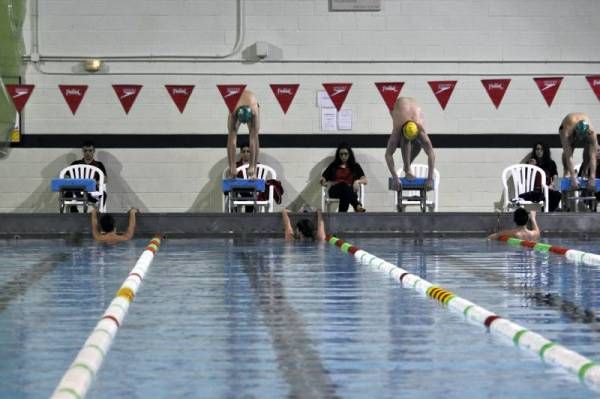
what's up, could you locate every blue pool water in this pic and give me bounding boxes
[1,237,600,398]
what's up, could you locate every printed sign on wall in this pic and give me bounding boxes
[112,85,143,114]
[375,82,404,112]
[269,84,300,114]
[59,85,88,115]
[427,81,457,110]
[165,85,195,113]
[5,84,35,112]
[533,77,563,107]
[481,79,511,108]
[322,83,352,111]
[217,84,247,113]
[586,75,600,103]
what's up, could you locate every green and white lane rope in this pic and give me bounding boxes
[326,234,600,389]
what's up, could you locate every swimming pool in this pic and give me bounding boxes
[1,237,599,398]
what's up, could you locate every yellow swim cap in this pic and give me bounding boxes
[402,121,418,141]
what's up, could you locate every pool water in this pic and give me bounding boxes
[1,237,599,398]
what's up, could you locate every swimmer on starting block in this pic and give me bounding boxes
[385,97,436,191]
[487,208,540,241]
[559,112,598,190]
[91,208,137,244]
[228,90,260,179]
[282,208,326,242]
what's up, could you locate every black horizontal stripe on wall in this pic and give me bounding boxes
[12,134,561,149]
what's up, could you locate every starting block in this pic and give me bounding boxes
[51,178,96,192]
[389,177,430,212]
[559,177,600,192]
[559,177,599,212]
[51,178,97,213]
[223,179,266,213]
[222,178,265,193]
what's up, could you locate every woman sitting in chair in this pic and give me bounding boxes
[320,142,367,212]
[519,142,562,212]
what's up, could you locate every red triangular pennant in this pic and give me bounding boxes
[533,77,563,107]
[112,84,142,114]
[165,85,195,113]
[586,75,600,103]
[427,81,457,110]
[481,79,511,108]
[59,85,88,115]
[5,84,35,112]
[270,84,300,114]
[375,82,404,112]
[322,83,352,111]
[217,84,246,113]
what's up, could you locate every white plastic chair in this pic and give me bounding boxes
[501,164,549,212]
[394,164,440,212]
[321,183,365,212]
[223,163,277,213]
[58,164,107,212]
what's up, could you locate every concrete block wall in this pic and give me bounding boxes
[0,0,598,213]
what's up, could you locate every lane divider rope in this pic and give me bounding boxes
[326,234,600,389]
[50,237,162,399]
[495,235,600,266]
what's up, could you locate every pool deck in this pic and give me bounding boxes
[1,212,599,238]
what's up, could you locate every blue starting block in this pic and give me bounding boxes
[222,178,266,193]
[388,177,428,190]
[51,178,96,192]
[559,177,600,192]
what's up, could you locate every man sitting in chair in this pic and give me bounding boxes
[91,208,137,244]
[67,140,107,212]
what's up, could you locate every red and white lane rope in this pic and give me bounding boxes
[495,235,600,266]
[51,237,162,399]
[326,235,600,390]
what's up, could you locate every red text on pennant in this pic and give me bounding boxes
[586,75,600,103]
[217,84,247,113]
[533,77,563,107]
[427,81,457,110]
[6,84,35,112]
[165,85,195,113]
[112,85,143,114]
[322,83,352,111]
[481,79,511,109]
[375,82,404,112]
[59,85,88,115]
[270,84,300,114]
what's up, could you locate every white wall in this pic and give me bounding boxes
[1,0,598,212]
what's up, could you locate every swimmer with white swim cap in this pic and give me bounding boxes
[559,112,598,190]
[385,97,436,191]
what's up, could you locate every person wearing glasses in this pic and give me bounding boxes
[67,140,107,213]
[320,142,367,212]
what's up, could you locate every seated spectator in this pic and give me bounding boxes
[67,140,107,213]
[282,209,326,242]
[487,208,540,241]
[235,141,251,171]
[91,208,137,244]
[518,142,562,211]
[320,143,367,212]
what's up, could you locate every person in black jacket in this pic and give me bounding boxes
[519,142,562,211]
[320,143,367,212]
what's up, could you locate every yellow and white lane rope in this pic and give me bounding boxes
[51,237,162,399]
[326,235,600,390]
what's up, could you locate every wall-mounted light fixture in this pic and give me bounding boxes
[83,59,103,72]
